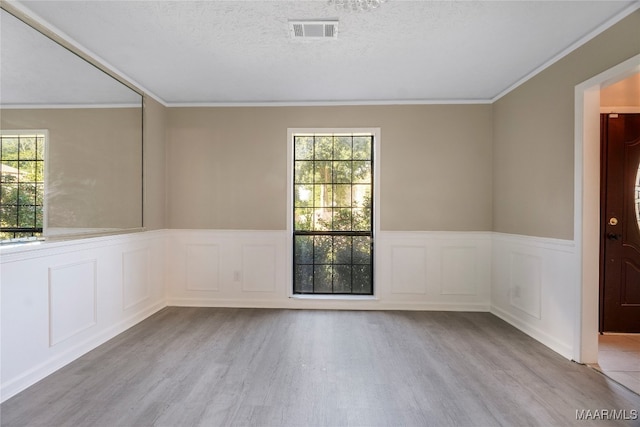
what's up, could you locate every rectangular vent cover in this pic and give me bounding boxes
[289,20,338,39]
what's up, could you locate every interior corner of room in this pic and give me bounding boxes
[1,0,639,418]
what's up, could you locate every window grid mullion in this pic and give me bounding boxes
[1,133,45,241]
[293,133,373,295]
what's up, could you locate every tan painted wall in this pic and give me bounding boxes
[1,107,143,231]
[601,72,640,108]
[492,10,640,239]
[167,104,493,231]
[143,96,167,230]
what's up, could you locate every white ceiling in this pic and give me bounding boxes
[7,0,640,105]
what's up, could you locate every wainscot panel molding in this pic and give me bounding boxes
[186,244,220,291]
[167,230,492,311]
[165,230,288,306]
[48,260,98,347]
[122,248,151,310]
[490,232,578,360]
[376,232,492,311]
[0,230,167,403]
[2,229,583,404]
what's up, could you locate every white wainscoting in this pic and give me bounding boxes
[48,260,97,346]
[1,228,581,403]
[491,233,578,359]
[376,232,491,310]
[166,230,492,311]
[0,231,167,402]
[166,230,288,307]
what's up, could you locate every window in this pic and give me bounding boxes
[292,132,374,294]
[0,132,45,242]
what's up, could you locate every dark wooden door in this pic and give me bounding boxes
[601,113,640,332]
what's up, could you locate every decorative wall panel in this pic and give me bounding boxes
[2,231,168,403]
[241,244,277,292]
[441,247,477,295]
[509,252,542,319]
[390,246,428,294]
[123,248,150,310]
[48,260,97,346]
[491,233,577,359]
[186,244,220,291]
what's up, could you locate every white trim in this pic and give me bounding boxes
[0,103,142,110]
[290,294,377,301]
[492,2,640,103]
[0,228,162,262]
[167,297,490,312]
[491,305,573,360]
[491,231,576,253]
[167,99,492,108]
[574,53,640,364]
[286,128,381,298]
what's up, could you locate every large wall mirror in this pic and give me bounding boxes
[0,7,143,242]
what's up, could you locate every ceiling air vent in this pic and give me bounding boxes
[289,20,338,40]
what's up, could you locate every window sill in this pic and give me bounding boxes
[290,294,377,301]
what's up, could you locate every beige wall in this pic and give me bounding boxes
[492,10,640,239]
[6,10,636,237]
[601,72,640,108]
[143,96,167,230]
[167,104,493,231]
[1,107,143,232]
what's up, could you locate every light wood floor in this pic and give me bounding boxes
[1,308,639,426]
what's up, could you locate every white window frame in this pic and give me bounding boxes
[286,128,381,299]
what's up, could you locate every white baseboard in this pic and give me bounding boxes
[490,305,573,360]
[167,297,490,312]
[1,300,166,402]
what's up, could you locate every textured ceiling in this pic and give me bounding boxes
[5,0,640,105]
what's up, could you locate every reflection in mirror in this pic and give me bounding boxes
[0,8,143,242]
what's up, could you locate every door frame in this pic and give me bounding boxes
[575,53,640,363]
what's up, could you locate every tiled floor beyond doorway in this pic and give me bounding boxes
[594,334,640,395]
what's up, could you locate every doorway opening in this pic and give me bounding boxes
[575,53,640,365]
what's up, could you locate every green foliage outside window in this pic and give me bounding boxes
[293,134,373,294]
[293,135,372,232]
[0,134,45,241]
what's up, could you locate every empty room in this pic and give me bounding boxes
[1,0,640,425]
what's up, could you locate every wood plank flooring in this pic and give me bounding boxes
[1,308,639,426]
